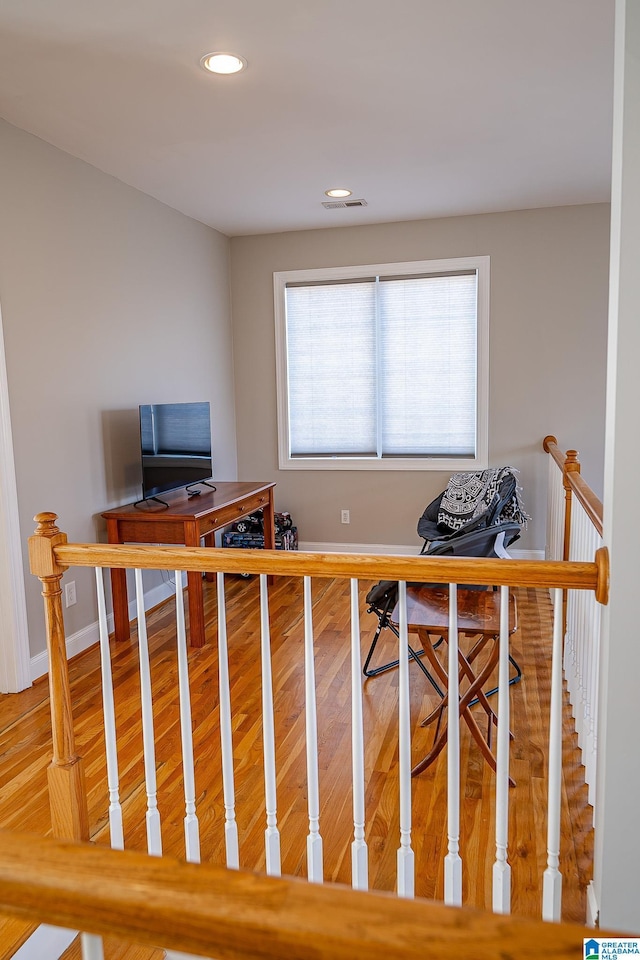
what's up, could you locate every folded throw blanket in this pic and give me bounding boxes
[437,466,529,532]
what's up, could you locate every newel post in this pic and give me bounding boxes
[28,513,89,842]
[562,450,580,563]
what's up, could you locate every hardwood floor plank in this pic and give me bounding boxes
[60,934,165,960]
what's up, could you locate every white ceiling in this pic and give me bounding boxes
[0,0,615,237]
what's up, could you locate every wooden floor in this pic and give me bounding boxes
[0,575,594,957]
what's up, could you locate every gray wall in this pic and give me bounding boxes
[0,119,237,657]
[0,122,611,661]
[230,204,610,553]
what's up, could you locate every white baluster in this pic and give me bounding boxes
[542,588,564,921]
[396,580,414,898]
[260,574,281,876]
[588,598,601,808]
[216,571,240,869]
[95,567,124,850]
[545,455,556,560]
[580,521,594,751]
[575,513,587,749]
[134,568,162,856]
[562,500,602,807]
[80,933,104,960]
[174,572,200,863]
[579,516,602,804]
[492,585,511,914]
[565,514,578,722]
[303,577,323,883]
[444,582,462,906]
[546,456,564,562]
[350,578,368,891]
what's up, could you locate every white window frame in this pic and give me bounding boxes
[273,255,489,471]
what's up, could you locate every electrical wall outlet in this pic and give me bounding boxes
[341,509,350,524]
[65,580,77,607]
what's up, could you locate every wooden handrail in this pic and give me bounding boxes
[38,541,609,601]
[543,434,566,471]
[0,831,618,959]
[566,471,604,538]
[28,510,610,602]
[543,437,604,538]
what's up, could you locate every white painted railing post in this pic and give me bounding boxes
[216,572,240,869]
[303,576,323,883]
[492,585,511,914]
[350,578,368,891]
[546,451,565,562]
[565,504,602,807]
[81,933,105,960]
[444,582,462,906]
[543,588,564,922]
[396,580,415,898]
[94,567,124,851]
[546,439,603,812]
[134,568,162,857]
[174,573,201,863]
[260,574,281,876]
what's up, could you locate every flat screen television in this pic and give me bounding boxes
[139,402,213,501]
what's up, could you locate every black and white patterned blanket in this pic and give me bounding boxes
[437,466,529,532]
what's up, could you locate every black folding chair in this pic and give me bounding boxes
[364,468,528,697]
[364,579,444,696]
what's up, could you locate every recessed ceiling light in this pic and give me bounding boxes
[200,52,247,75]
[325,188,352,199]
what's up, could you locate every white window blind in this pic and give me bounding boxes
[378,273,477,456]
[274,256,489,471]
[285,271,478,459]
[286,280,377,455]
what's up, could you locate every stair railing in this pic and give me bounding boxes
[543,436,604,806]
[27,509,609,954]
[0,828,610,960]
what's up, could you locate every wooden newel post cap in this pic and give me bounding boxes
[28,513,69,578]
[33,512,61,533]
[562,449,580,489]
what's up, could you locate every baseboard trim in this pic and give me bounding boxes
[29,578,181,683]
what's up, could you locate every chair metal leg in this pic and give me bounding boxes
[363,603,444,698]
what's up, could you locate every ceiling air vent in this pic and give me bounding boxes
[321,198,368,209]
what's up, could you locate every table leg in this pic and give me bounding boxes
[106,519,130,643]
[186,570,206,648]
[262,488,276,585]
[110,567,130,643]
[185,520,206,648]
[261,488,274,548]
[203,530,216,583]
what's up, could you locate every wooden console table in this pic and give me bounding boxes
[102,481,276,648]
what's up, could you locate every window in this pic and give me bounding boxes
[274,256,489,471]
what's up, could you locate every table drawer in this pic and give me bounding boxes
[198,491,271,537]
